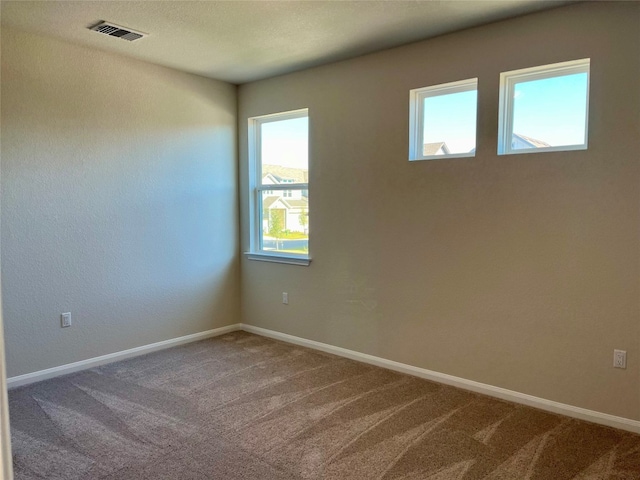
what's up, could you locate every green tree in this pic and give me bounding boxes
[268,209,285,248]
[299,208,308,234]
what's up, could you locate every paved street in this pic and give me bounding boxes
[263,238,308,251]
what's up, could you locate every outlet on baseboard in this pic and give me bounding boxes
[613,349,626,369]
[61,312,72,328]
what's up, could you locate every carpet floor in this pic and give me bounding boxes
[8,331,640,479]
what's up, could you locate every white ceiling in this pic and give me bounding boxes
[1,1,574,84]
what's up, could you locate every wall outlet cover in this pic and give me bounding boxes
[61,312,72,328]
[613,349,626,369]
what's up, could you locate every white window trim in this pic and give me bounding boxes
[409,78,478,161]
[245,252,310,266]
[246,108,311,266]
[498,58,590,155]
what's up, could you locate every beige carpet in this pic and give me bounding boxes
[9,331,640,479]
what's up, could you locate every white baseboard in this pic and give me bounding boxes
[241,324,640,434]
[7,324,242,389]
[8,321,639,434]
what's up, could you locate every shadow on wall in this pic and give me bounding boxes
[1,27,239,378]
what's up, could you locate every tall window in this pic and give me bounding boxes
[409,78,478,161]
[498,59,590,154]
[248,109,309,265]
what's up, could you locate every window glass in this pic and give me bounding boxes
[261,190,309,255]
[498,59,590,154]
[409,78,478,161]
[260,116,308,178]
[423,89,477,155]
[511,73,588,150]
[249,109,309,262]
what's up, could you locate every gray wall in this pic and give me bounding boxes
[239,2,640,420]
[1,28,240,377]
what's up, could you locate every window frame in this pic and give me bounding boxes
[246,108,310,266]
[497,58,590,155]
[409,78,478,161]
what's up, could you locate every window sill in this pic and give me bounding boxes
[244,252,311,266]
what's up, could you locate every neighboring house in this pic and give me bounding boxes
[262,164,309,234]
[511,133,552,149]
[423,142,451,156]
[262,164,308,184]
[428,134,550,156]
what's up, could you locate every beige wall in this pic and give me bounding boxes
[239,2,640,420]
[1,28,240,378]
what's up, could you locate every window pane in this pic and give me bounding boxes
[260,116,308,185]
[512,72,588,150]
[423,89,477,155]
[261,189,309,255]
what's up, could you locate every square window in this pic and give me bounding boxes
[498,58,590,155]
[247,109,309,264]
[409,78,478,161]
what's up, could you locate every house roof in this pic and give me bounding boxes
[285,199,309,208]
[262,165,308,183]
[262,196,281,210]
[263,195,308,210]
[423,142,451,156]
[513,133,552,148]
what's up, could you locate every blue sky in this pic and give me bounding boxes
[423,90,477,153]
[512,72,588,146]
[261,116,308,169]
[422,72,588,152]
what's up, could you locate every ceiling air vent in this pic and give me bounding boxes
[89,22,146,42]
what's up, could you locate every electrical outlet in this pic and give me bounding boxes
[61,312,72,328]
[282,292,289,305]
[613,349,626,369]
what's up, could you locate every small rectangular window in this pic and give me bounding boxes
[247,109,309,265]
[409,78,478,161]
[498,59,590,155]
